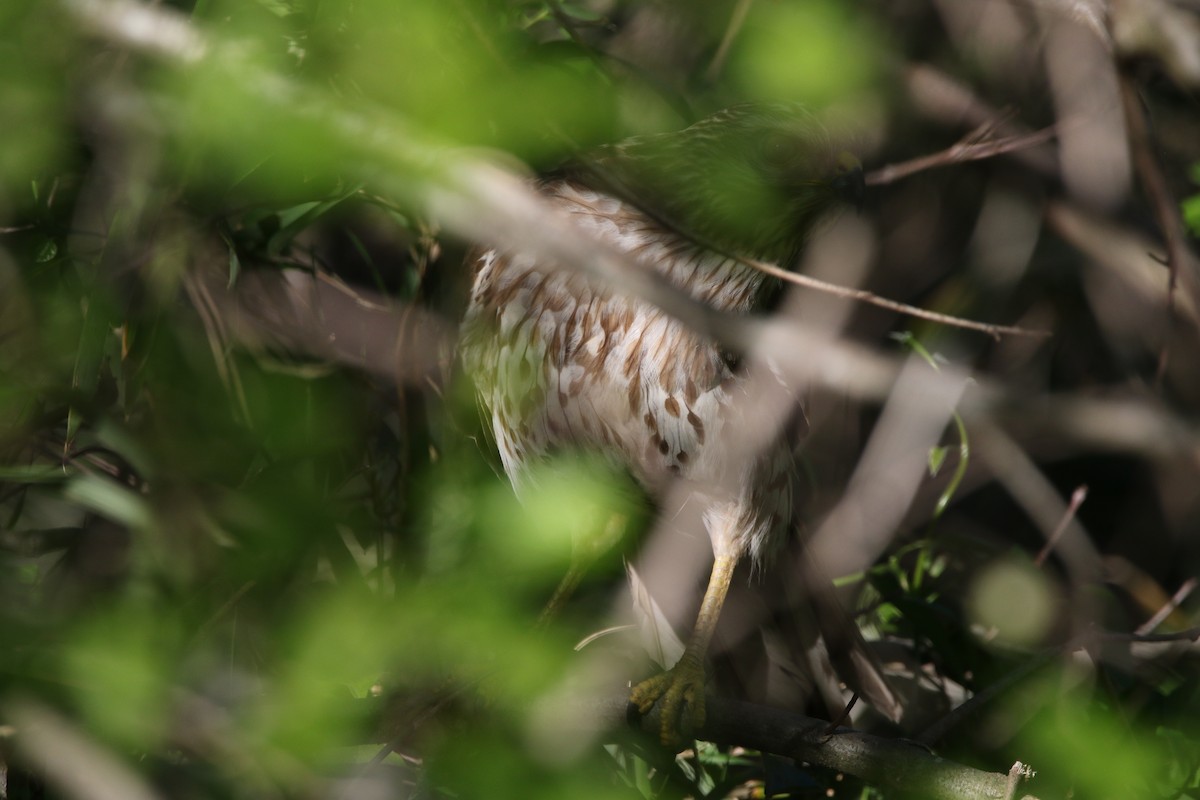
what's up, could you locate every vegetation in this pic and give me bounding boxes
[1,1,1199,798]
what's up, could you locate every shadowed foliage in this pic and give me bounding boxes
[1,1,1199,799]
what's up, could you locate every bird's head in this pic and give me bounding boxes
[583,104,864,265]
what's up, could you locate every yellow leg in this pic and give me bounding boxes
[629,553,738,747]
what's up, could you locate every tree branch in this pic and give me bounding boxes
[901,63,1059,178]
[573,693,1040,800]
[866,123,1060,187]
[741,256,1051,340]
[1115,70,1200,385]
[65,0,1200,464]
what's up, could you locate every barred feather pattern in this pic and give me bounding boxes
[460,178,793,566]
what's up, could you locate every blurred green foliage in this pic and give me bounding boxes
[1184,163,1200,237]
[728,0,883,108]
[0,1,1197,799]
[0,3,72,191]
[1008,669,1200,799]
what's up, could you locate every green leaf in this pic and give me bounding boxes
[555,2,606,24]
[893,332,970,518]
[265,190,358,256]
[63,607,178,749]
[1182,193,1200,237]
[219,225,242,288]
[63,474,151,529]
[0,464,69,483]
[927,445,948,476]
[932,412,970,519]
[33,236,58,263]
[1022,687,1169,798]
[729,0,882,107]
[890,330,938,370]
[275,200,324,230]
[67,296,113,448]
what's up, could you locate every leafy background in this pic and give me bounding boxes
[1,0,1199,798]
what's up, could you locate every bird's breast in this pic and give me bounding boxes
[460,178,793,561]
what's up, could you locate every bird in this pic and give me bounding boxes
[459,104,897,745]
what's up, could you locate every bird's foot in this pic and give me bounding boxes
[629,656,707,748]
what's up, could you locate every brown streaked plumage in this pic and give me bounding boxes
[459,105,894,745]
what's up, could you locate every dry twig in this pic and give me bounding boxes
[742,256,1050,339]
[1135,578,1198,636]
[1115,71,1200,385]
[901,63,1058,178]
[70,0,1200,468]
[704,0,754,82]
[866,123,1060,186]
[1034,485,1088,567]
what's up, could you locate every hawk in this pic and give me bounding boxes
[460,104,897,744]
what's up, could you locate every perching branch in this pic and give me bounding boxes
[574,693,1041,800]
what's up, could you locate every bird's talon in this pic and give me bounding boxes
[629,659,708,748]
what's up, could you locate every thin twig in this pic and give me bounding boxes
[741,256,1051,339]
[544,0,594,53]
[1135,578,1198,635]
[1034,484,1088,567]
[705,0,754,83]
[919,622,1200,748]
[916,645,1055,746]
[866,124,1060,186]
[181,270,251,423]
[902,63,1059,178]
[1106,625,1200,644]
[68,0,1200,469]
[975,422,1105,638]
[1045,201,1200,326]
[72,0,1048,349]
[1116,71,1200,387]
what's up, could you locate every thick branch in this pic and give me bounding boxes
[576,693,1039,800]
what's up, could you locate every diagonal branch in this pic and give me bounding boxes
[741,256,1051,339]
[66,0,1200,463]
[1116,70,1200,385]
[866,123,1060,187]
[570,693,1041,800]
